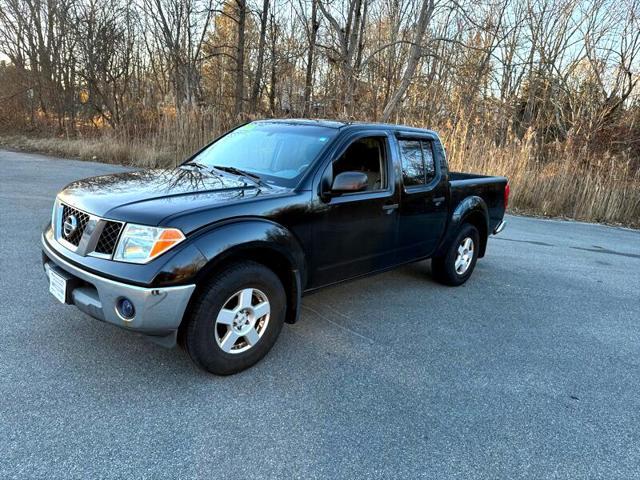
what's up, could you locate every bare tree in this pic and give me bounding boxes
[301,0,319,116]
[268,9,279,113]
[317,0,368,117]
[381,0,434,121]
[142,0,213,109]
[249,0,270,112]
[233,0,247,116]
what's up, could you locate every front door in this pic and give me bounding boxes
[309,134,399,287]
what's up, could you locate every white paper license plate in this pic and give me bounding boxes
[48,268,67,304]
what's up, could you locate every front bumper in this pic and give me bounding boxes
[42,234,195,346]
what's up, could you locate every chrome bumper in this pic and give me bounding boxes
[42,235,195,345]
[493,220,506,235]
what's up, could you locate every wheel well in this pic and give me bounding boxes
[178,247,301,345]
[464,212,489,257]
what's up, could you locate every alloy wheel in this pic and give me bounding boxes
[214,288,271,354]
[454,237,474,275]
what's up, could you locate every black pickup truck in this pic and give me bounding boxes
[42,120,509,374]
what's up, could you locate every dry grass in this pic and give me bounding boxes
[0,110,227,168]
[0,133,175,167]
[2,116,639,228]
[444,127,640,228]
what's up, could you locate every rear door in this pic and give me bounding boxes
[395,134,448,263]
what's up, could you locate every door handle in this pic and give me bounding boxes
[432,196,445,206]
[382,203,399,213]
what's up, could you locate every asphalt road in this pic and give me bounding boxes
[1,149,639,479]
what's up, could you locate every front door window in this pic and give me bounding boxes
[332,137,387,192]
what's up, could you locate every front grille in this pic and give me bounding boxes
[57,202,125,257]
[61,204,90,246]
[95,221,123,255]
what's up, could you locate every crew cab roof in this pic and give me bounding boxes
[257,118,438,137]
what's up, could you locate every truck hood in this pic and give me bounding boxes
[57,167,288,226]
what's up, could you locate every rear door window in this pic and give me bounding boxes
[399,139,436,187]
[399,140,424,186]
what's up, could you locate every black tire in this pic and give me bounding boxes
[431,224,480,286]
[184,261,286,375]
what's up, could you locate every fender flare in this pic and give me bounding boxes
[190,218,306,324]
[436,196,490,258]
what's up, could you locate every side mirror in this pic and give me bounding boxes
[331,171,368,194]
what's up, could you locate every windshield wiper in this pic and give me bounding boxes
[212,165,270,188]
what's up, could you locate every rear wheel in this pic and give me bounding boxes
[431,224,480,286]
[184,261,286,375]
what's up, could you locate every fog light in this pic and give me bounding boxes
[117,298,136,320]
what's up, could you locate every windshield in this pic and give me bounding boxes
[190,122,338,187]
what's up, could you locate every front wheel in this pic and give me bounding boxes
[184,261,286,375]
[431,224,480,286]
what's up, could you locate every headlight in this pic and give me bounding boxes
[113,224,185,264]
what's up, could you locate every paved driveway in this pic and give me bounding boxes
[1,150,639,479]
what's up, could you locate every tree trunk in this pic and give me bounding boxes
[342,0,362,117]
[381,0,434,122]
[234,0,247,117]
[302,0,318,117]
[269,13,277,114]
[250,0,270,113]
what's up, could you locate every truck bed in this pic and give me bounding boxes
[449,172,508,232]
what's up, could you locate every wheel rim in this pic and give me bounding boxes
[454,237,474,275]
[214,288,270,354]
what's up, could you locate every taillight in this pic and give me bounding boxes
[504,183,510,209]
